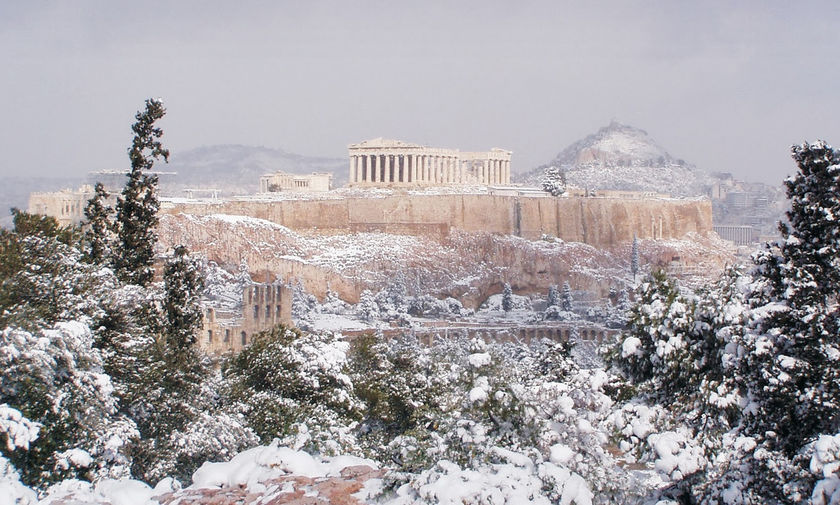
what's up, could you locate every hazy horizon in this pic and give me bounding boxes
[2,1,839,185]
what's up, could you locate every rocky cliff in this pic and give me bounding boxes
[158,212,732,308]
[161,192,713,249]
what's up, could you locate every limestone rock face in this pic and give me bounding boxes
[162,193,713,248]
[158,198,729,308]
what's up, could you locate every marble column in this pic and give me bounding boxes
[412,154,418,182]
[373,155,379,182]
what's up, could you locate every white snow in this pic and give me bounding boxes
[191,442,376,489]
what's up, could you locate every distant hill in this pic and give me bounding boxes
[158,144,347,197]
[517,122,709,197]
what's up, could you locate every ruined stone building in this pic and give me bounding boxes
[347,138,512,187]
[200,283,293,354]
[259,171,333,193]
[28,185,99,226]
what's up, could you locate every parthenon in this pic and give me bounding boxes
[348,138,512,187]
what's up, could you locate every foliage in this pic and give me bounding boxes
[160,245,205,353]
[561,281,573,311]
[541,166,567,196]
[114,99,169,286]
[0,322,135,488]
[501,283,513,312]
[546,284,559,308]
[223,325,362,455]
[82,182,115,265]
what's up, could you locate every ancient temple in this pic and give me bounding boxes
[347,138,512,187]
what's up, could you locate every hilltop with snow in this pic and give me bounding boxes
[518,122,710,197]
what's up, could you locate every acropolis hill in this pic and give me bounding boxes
[160,190,712,248]
[160,137,712,246]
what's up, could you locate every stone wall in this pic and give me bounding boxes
[161,193,712,248]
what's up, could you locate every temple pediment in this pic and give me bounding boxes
[348,138,425,149]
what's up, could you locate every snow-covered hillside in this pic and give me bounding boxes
[518,122,709,197]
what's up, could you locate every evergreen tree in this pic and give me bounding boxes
[114,99,169,286]
[541,166,567,196]
[741,140,840,458]
[561,281,573,311]
[631,235,639,281]
[547,284,560,308]
[358,289,379,322]
[82,183,114,265]
[501,283,513,312]
[129,245,208,482]
[161,245,205,353]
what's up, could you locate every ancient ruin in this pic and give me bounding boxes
[200,283,293,354]
[347,138,512,186]
[259,171,333,193]
[28,185,98,226]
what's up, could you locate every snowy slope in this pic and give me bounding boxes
[518,122,709,197]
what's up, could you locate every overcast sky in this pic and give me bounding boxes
[1,1,838,184]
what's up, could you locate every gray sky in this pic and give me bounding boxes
[1,1,838,184]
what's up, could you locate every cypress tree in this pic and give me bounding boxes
[561,281,573,311]
[83,182,114,265]
[547,284,560,308]
[161,245,205,353]
[114,99,169,286]
[631,235,639,281]
[501,283,513,312]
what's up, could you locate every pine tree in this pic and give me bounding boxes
[114,99,169,286]
[501,283,513,312]
[82,182,114,265]
[631,235,639,281]
[561,281,573,311]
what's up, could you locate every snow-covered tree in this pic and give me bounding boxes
[716,140,840,502]
[501,283,513,312]
[561,281,573,311]
[546,285,560,308]
[223,325,362,456]
[160,245,205,353]
[541,166,567,196]
[114,99,169,287]
[630,235,639,281]
[82,182,114,265]
[357,289,379,322]
[0,322,135,488]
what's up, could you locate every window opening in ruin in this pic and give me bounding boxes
[208,330,213,343]
[224,329,230,342]
[241,331,247,345]
[253,305,259,319]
